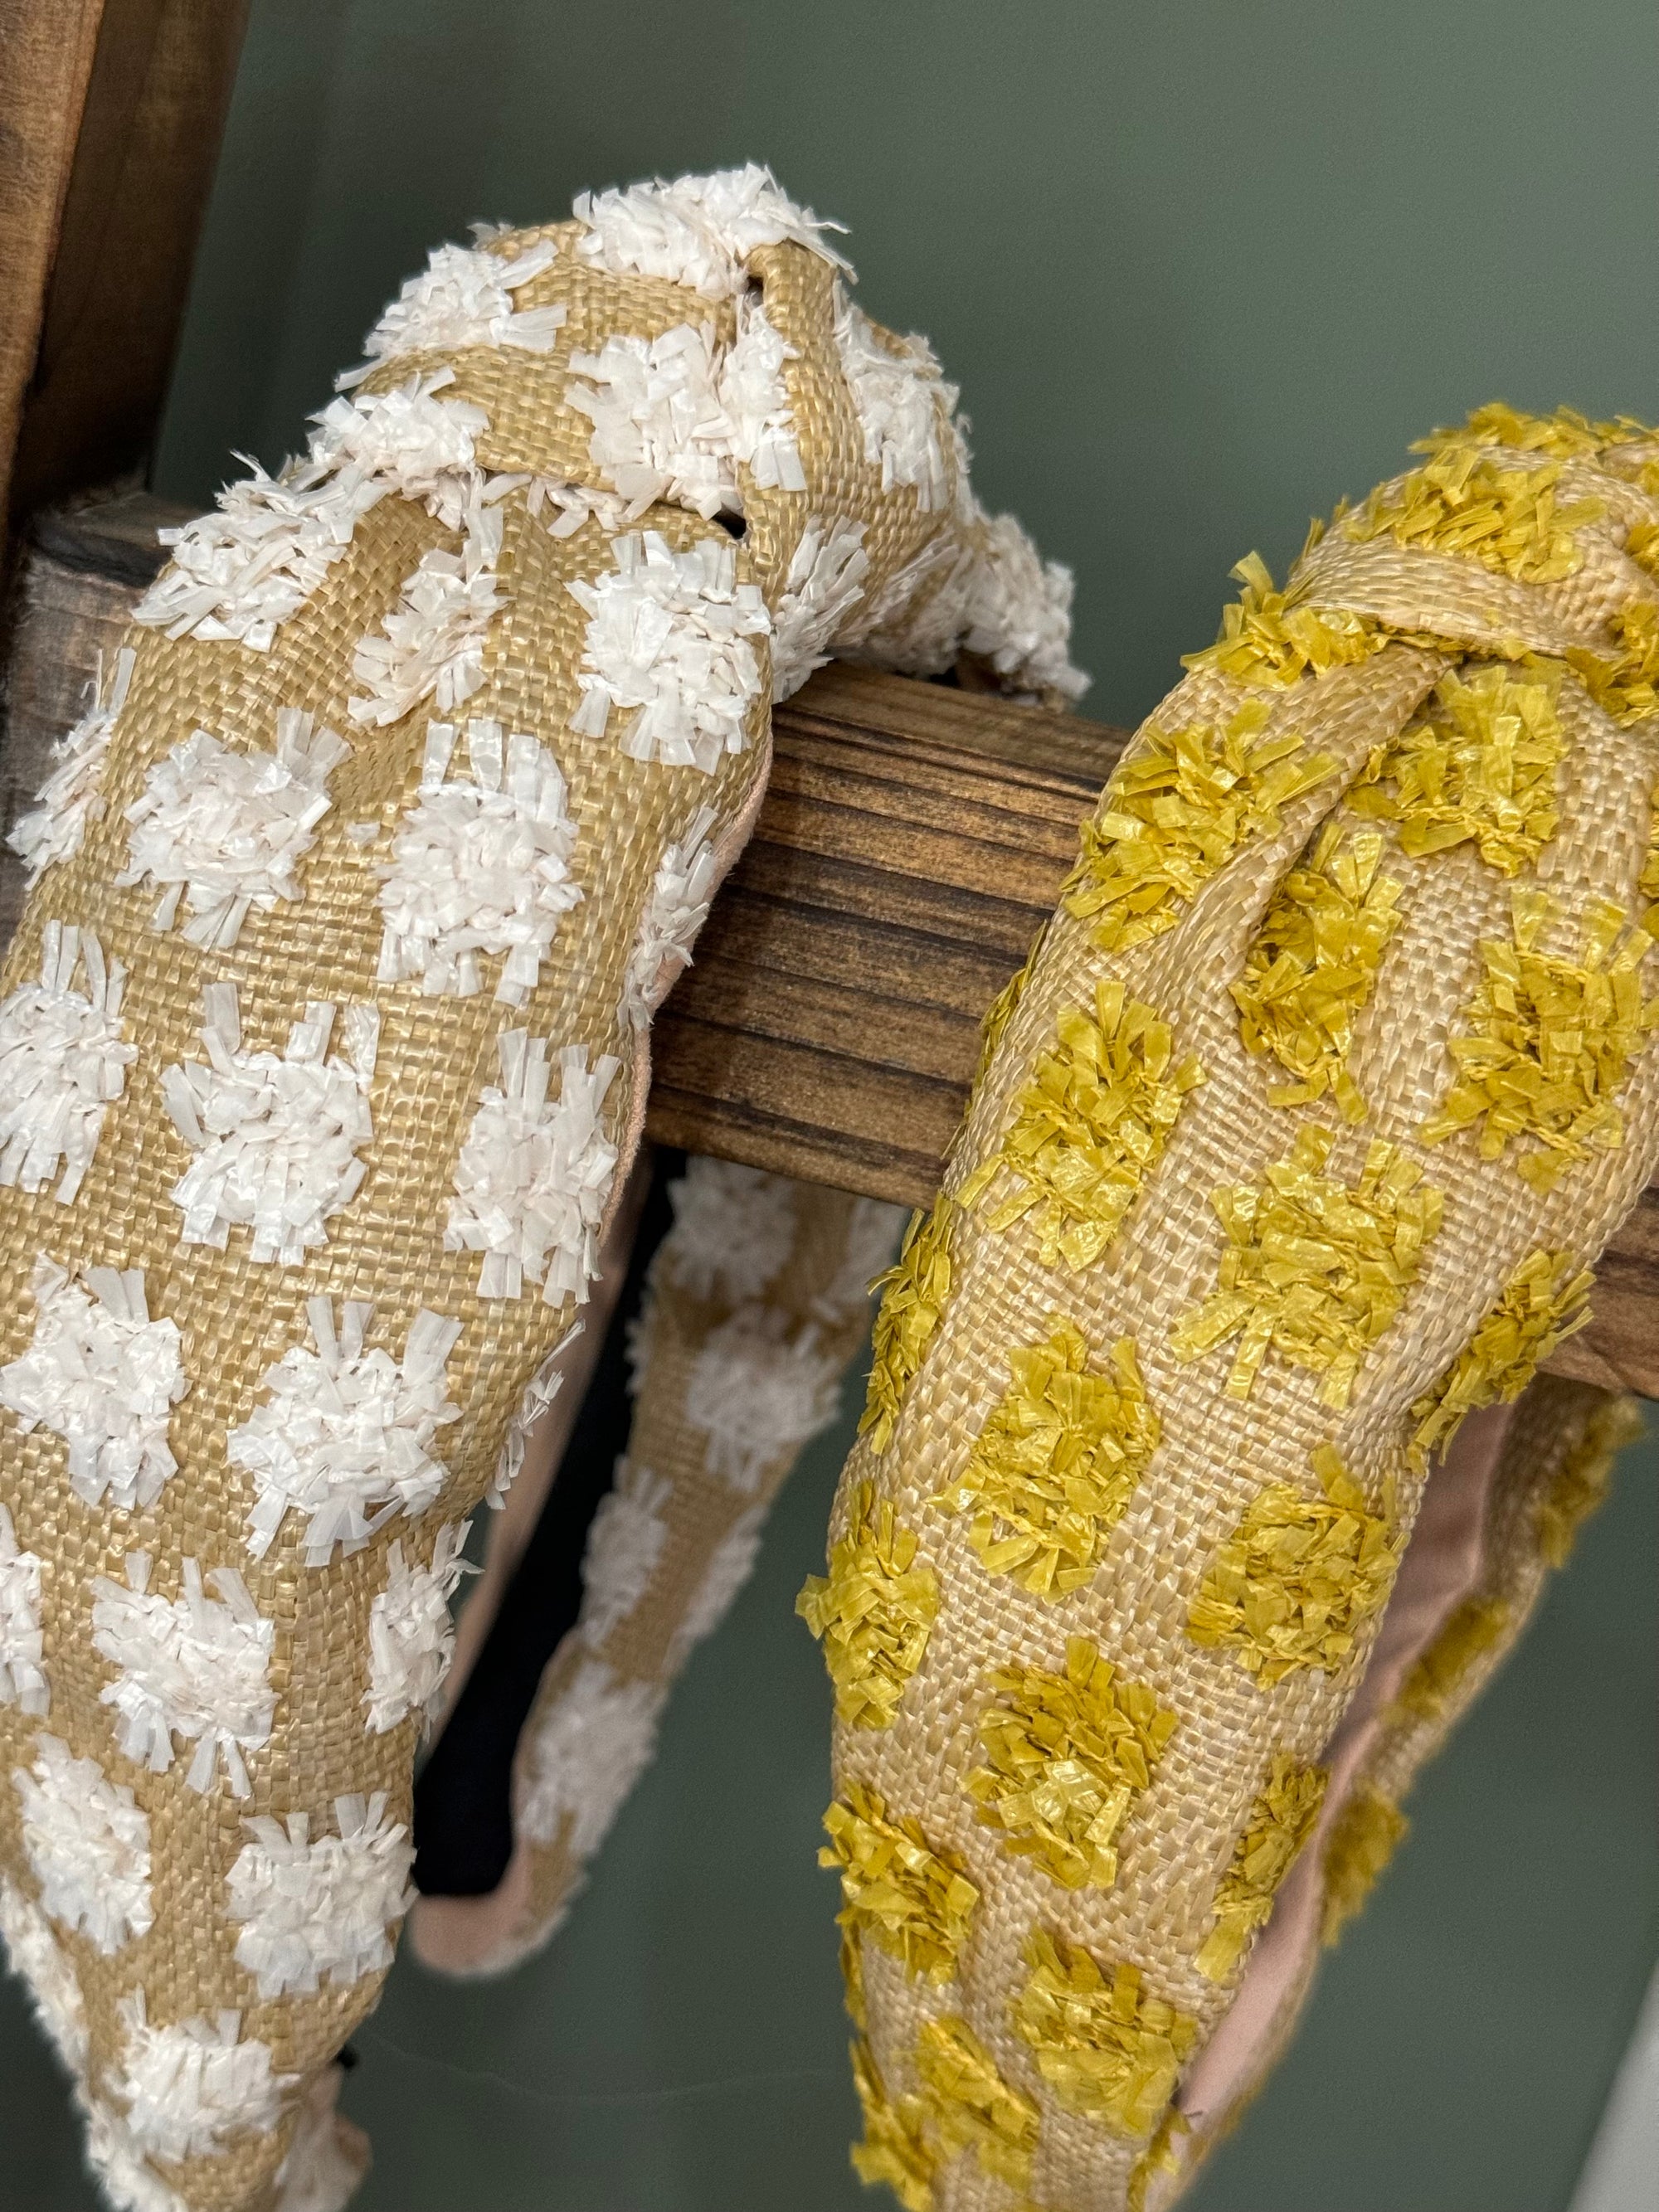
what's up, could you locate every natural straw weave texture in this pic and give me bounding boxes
[0,169,1081,2212]
[811,411,1659,2212]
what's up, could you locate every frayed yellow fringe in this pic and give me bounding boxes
[1569,601,1659,728]
[1196,1754,1330,1981]
[821,1782,980,1987]
[1063,698,1338,951]
[1347,450,1603,585]
[1536,1392,1643,1568]
[932,1323,1160,1597]
[1348,660,1567,875]
[1391,1595,1511,1726]
[862,1195,954,1452]
[1187,1446,1401,1686]
[1412,402,1652,465]
[1014,1932,1197,2138]
[1171,1124,1443,1407]
[797,1482,939,1728]
[1127,2105,1192,2212]
[1182,553,1397,688]
[850,2038,936,2212]
[914,2015,1040,2194]
[1321,1784,1409,1947]
[1233,820,1404,1121]
[968,1635,1177,1890]
[1409,1247,1593,1469]
[1421,887,1659,1192]
[961,980,1204,1271]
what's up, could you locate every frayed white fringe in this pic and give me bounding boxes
[445,1034,619,1306]
[376,717,581,1004]
[90,1555,275,1798]
[226,1791,415,1998]
[0,921,134,1204]
[364,1521,474,1734]
[578,1460,671,1649]
[667,1503,767,1670]
[0,1505,48,1715]
[339,237,564,386]
[812,1194,907,1321]
[664,1157,798,1304]
[768,518,870,701]
[620,803,719,1028]
[489,1326,581,1508]
[0,1256,187,1514]
[518,1657,664,1862]
[8,647,134,880]
[80,2097,191,2212]
[348,484,506,727]
[684,1309,844,1494]
[231,1300,461,1568]
[567,530,769,774]
[116,710,348,950]
[108,1995,294,2163]
[572,163,849,300]
[13,1733,152,1954]
[965,508,1090,701]
[0,1876,87,2071]
[162,986,377,1265]
[832,282,956,512]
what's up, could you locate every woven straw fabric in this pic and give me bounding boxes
[411,1161,905,1979]
[0,173,1071,2212]
[816,418,1659,2212]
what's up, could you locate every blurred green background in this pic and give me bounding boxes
[7,2,1659,2205]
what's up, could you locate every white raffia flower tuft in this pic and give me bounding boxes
[620,804,720,1028]
[91,1555,275,1798]
[376,717,582,1004]
[528,477,632,540]
[0,1506,47,1715]
[303,370,489,531]
[572,163,849,301]
[567,530,769,773]
[0,1877,87,2071]
[341,238,564,383]
[722,295,805,493]
[162,985,377,1265]
[0,1257,187,1514]
[270,2069,366,2212]
[579,1461,671,1648]
[665,1156,798,1303]
[13,1733,153,1954]
[364,1521,473,1734]
[767,517,870,700]
[446,1033,619,1305]
[832,282,956,511]
[348,489,504,727]
[0,922,134,1205]
[669,1503,768,1667]
[964,509,1090,702]
[109,1995,295,2164]
[489,1327,580,1507]
[684,1310,844,1494]
[568,323,738,522]
[813,1194,907,1320]
[225,1791,415,1999]
[518,1657,665,1860]
[9,646,135,879]
[80,2098,191,2212]
[116,709,348,950]
[846,529,977,676]
[231,1300,462,1568]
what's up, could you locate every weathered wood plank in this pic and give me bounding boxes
[3,491,1654,1395]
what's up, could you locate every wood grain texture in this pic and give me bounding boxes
[2,491,1653,1395]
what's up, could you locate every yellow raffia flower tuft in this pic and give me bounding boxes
[1420,888,1659,1192]
[974,943,1037,1090]
[839,1927,868,2031]
[1170,1123,1444,1407]
[1390,1595,1511,1726]
[1232,821,1406,1122]
[1535,1392,1643,1568]
[1196,1754,1330,1981]
[1408,1247,1594,1468]
[796,1483,939,1728]
[1187,1446,1402,1686]
[1345,450,1603,585]
[967,1635,1178,1889]
[1567,600,1659,727]
[1321,1783,1408,1946]
[1347,660,1567,874]
[850,2038,936,2212]
[1013,1931,1198,2138]
[959,980,1204,1271]
[1411,402,1652,464]
[861,1194,953,1451]
[913,2015,1040,2194]
[1640,775,1659,934]
[1127,2105,1192,2212]
[820,1782,980,1987]
[932,1323,1160,1597]
[1181,552,1396,689]
[1063,698,1339,952]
